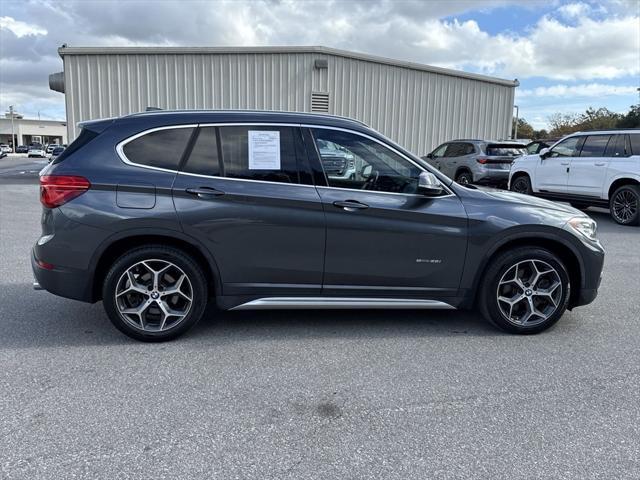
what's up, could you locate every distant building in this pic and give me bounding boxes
[49,46,518,153]
[0,113,67,147]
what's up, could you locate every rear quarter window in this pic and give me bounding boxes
[122,127,194,170]
[51,128,98,165]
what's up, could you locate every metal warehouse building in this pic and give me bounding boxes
[49,46,518,154]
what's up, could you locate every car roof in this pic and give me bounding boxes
[567,129,640,136]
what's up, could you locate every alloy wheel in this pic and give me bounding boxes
[612,190,638,224]
[115,259,193,332]
[512,177,529,194]
[496,259,563,327]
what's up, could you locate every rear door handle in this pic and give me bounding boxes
[594,162,606,166]
[560,162,570,166]
[333,200,369,212]
[185,186,225,198]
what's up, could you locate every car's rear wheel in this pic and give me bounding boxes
[510,174,532,195]
[455,170,473,185]
[102,245,208,341]
[609,185,640,226]
[479,247,570,334]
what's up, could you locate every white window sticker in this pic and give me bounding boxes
[248,130,281,170]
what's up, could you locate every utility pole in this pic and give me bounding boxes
[513,105,519,140]
[9,105,15,152]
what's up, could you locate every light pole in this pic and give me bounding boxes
[513,105,519,140]
[9,105,16,152]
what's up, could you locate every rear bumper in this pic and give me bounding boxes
[31,249,95,303]
[474,169,510,186]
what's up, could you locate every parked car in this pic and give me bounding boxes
[15,145,29,154]
[46,144,59,154]
[510,130,640,226]
[422,140,527,187]
[0,151,6,159]
[49,146,65,162]
[28,146,46,158]
[317,138,357,180]
[0,144,12,153]
[33,111,604,341]
[525,139,560,155]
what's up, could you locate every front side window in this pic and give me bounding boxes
[218,126,299,184]
[580,135,612,157]
[549,136,582,158]
[431,144,447,158]
[312,128,422,194]
[122,127,194,170]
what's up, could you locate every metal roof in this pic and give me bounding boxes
[57,45,519,88]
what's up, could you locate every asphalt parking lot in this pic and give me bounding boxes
[1,155,639,479]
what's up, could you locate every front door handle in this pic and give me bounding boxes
[594,162,606,166]
[185,186,225,198]
[333,200,369,212]
[560,162,570,166]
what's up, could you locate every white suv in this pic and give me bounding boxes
[509,130,640,226]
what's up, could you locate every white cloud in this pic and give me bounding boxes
[517,83,639,98]
[0,16,47,37]
[557,2,593,19]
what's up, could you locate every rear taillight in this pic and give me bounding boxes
[40,175,91,208]
[476,157,489,164]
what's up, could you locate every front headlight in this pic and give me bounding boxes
[567,216,598,241]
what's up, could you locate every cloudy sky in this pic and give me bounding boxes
[1,0,638,129]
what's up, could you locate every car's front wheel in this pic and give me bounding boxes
[610,185,640,226]
[479,247,570,334]
[102,245,208,341]
[510,174,532,195]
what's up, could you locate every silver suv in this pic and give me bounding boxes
[423,140,527,187]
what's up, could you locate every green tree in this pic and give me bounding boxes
[548,112,579,136]
[617,105,640,128]
[575,107,621,130]
[512,118,535,140]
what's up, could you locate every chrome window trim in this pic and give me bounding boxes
[115,121,453,197]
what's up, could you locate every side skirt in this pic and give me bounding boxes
[229,297,456,311]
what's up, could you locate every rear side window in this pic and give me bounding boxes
[218,126,299,183]
[181,127,220,176]
[445,143,474,157]
[486,144,527,156]
[604,135,628,157]
[51,128,98,165]
[579,135,611,157]
[122,127,194,170]
[629,134,640,155]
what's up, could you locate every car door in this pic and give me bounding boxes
[535,136,584,193]
[442,142,467,178]
[172,124,326,296]
[425,143,447,172]
[567,134,613,197]
[305,127,468,298]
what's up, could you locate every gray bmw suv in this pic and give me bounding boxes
[34,111,604,341]
[423,139,527,187]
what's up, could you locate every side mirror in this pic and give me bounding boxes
[425,153,433,159]
[360,164,373,179]
[418,171,443,196]
[539,147,550,158]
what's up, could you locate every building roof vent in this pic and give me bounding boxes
[311,92,330,113]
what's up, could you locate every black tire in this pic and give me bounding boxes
[478,247,570,334]
[609,185,640,226]
[455,170,473,185]
[510,174,532,195]
[570,203,591,211]
[102,245,208,342]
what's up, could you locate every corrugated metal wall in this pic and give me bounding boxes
[63,51,515,154]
